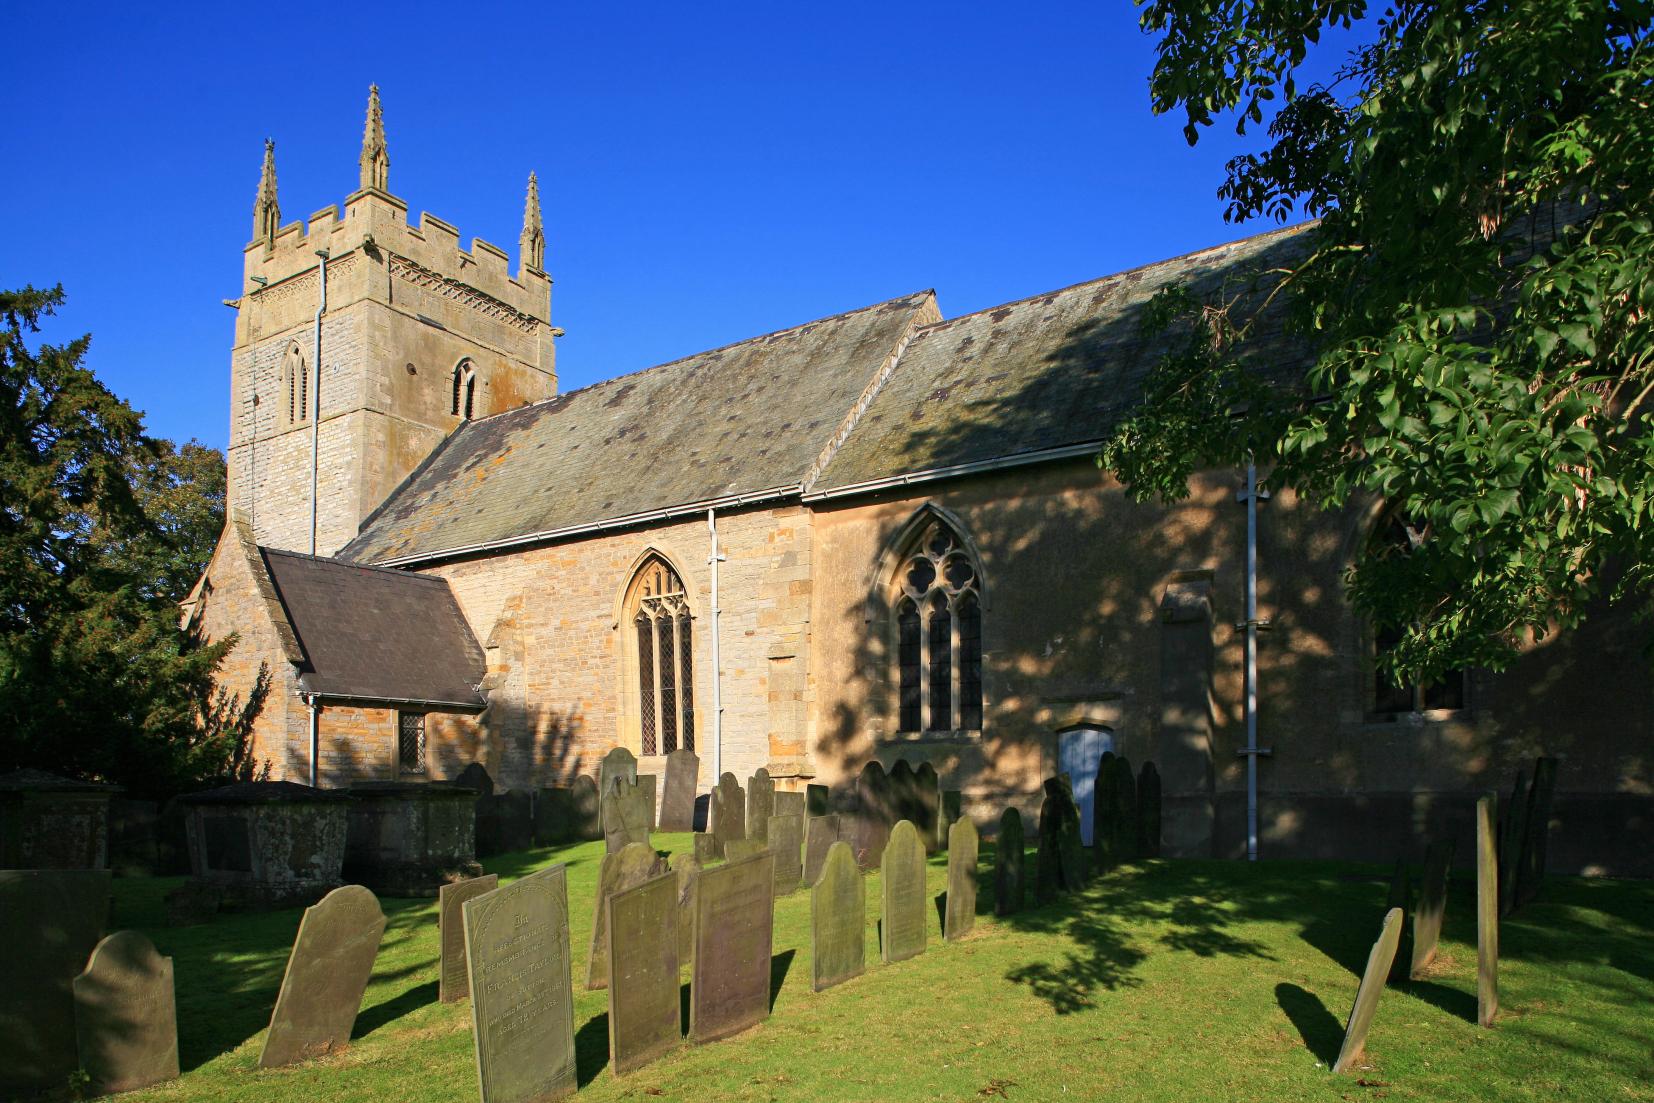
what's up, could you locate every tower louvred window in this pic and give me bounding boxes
[892,516,984,733]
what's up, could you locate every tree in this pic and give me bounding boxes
[1106,0,1653,679]
[0,285,260,792]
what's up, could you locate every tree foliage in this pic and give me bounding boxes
[1107,0,1653,679]
[0,285,261,793]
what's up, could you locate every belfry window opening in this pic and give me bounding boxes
[451,360,477,420]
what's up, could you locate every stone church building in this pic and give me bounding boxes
[185,91,1651,873]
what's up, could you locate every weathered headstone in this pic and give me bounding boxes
[996,807,1025,916]
[1045,776,1086,889]
[804,813,840,886]
[602,777,652,854]
[1092,753,1121,870]
[607,871,681,1075]
[768,812,804,896]
[811,841,865,992]
[888,760,920,830]
[805,783,831,821]
[1410,841,1453,978]
[586,843,666,990]
[534,787,579,846]
[1385,858,1413,984]
[570,775,603,841]
[692,831,719,864]
[1035,793,1061,906]
[940,790,963,851]
[0,869,110,1097]
[674,853,701,966]
[1498,765,1530,917]
[1136,761,1162,858]
[690,851,775,1043]
[1476,794,1499,1027]
[726,838,767,862]
[477,789,535,857]
[455,761,495,797]
[1515,755,1558,910]
[774,790,805,821]
[464,864,576,1103]
[1332,907,1405,1074]
[747,767,775,844]
[945,816,980,940]
[72,930,178,1096]
[915,762,942,852]
[881,820,928,964]
[659,748,700,831]
[711,772,746,858]
[598,747,638,833]
[854,760,893,870]
[640,773,659,829]
[439,873,499,1003]
[1110,754,1138,862]
[260,884,387,1068]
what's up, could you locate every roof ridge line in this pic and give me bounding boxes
[261,544,450,583]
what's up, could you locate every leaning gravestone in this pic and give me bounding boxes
[571,775,603,841]
[72,930,178,1096]
[464,864,576,1103]
[711,772,746,859]
[602,777,653,854]
[1476,793,1499,1027]
[1410,840,1454,978]
[660,748,700,831]
[881,820,928,964]
[607,871,681,1075]
[768,812,805,896]
[439,873,499,1003]
[747,767,776,844]
[0,869,110,1097]
[1136,761,1162,858]
[259,884,387,1068]
[1333,907,1405,1074]
[804,813,840,886]
[854,760,893,870]
[1045,777,1086,889]
[914,762,942,853]
[1035,793,1062,906]
[996,807,1025,916]
[811,840,865,991]
[598,747,638,829]
[587,843,665,990]
[945,816,980,940]
[690,851,775,1043]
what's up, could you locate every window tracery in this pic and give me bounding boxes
[628,556,694,755]
[893,518,983,732]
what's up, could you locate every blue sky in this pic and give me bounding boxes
[2,2,1359,450]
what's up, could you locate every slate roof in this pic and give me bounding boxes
[342,292,938,564]
[260,548,486,707]
[811,221,1316,492]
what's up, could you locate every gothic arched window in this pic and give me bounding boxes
[892,516,983,732]
[627,556,694,755]
[451,360,477,420]
[1369,514,1469,715]
[281,342,308,427]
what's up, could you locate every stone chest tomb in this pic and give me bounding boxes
[0,768,118,870]
[180,781,350,908]
[343,781,480,896]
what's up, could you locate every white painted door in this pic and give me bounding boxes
[1057,725,1114,846]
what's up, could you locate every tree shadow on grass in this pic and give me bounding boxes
[354,979,438,1038]
[1276,982,1343,1065]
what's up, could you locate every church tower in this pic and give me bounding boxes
[227,87,558,555]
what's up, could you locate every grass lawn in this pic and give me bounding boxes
[94,836,1652,1103]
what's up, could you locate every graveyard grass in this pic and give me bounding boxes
[99,838,1651,1103]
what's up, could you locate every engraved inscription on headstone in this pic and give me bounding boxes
[587,843,665,990]
[1332,907,1405,1074]
[854,760,892,871]
[690,852,775,1043]
[1476,794,1499,1027]
[996,807,1025,916]
[660,748,700,831]
[711,772,746,859]
[945,817,979,940]
[260,885,387,1068]
[72,930,179,1096]
[602,777,652,854]
[1410,841,1453,978]
[607,872,681,1075]
[0,869,110,1096]
[811,841,865,992]
[768,812,804,896]
[464,864,576,1103]
[880,820,927,964]
[440,874,499,1003]
[747,768,775,844]
[804,813,840,886]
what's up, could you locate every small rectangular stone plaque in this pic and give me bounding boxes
[440,873,499,1002]
[690,851,775,1043]
[607,872,681,1075]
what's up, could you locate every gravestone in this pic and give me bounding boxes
[598,747,638,834]
[570,775,603,841]
[692,831,719,864]
[1092,753,1122,871]
[811,841,865,991]
[996,807,1025,916]
[940,790,963,851]
[768,812,804,896]
[854,760,893,870]
[1137,762,1162,858]
[775,790,805,819]
[1497,765,1529,917]
[454,761,495,796]
[711,772,746,858]
[344,782,481,896]
[805,783,831,821]
[674,853,701,966]
[72,930,179,1096]
[464,864,576,1103]
[260,884,387,1068]
[1515,756,1558,910]
[0,769,117,869]
[881,820,928,964]
[607,871,681,1075]
[1035,792,1061,906]
[602,777,652,854]
[726,838,767,862]
[1333,907,1405,1074]
[638,774,658,829]
[1045,777,1086,889]
[660,748,700,831]
[477,790,535,857]
[534,787,579,845]
[805,813,840,886]
[689,851,775,1043]
[439,873,499,1003]
[914,762,942,853]
[945,816,980,940]
[0,869,110,1097]
[1410,841,1453,978]
[586,843,666,990]
[1110,754,1138,862]
[747,767,775,844]
[1475,794,1499,1027]
[888,760,920,830]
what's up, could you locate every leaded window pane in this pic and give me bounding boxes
[398,713,426,775]
[893,520,982,733]
[958,592,982,731]
[659,615,678,754]
[927,594,951,731]
[898,598,922,732]
[678,612,695,751]
[637,612,656,755]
